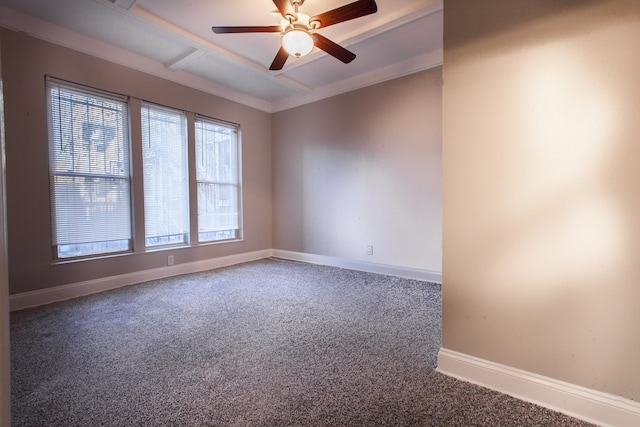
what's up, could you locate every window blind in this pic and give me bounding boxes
[195,115,241,242]
[141,102,189,247]
[46,78,132,258]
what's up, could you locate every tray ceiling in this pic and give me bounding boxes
[0,0,442,112]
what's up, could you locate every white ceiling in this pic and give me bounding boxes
[0,0,442,112]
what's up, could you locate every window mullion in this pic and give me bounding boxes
[187,112,198,247]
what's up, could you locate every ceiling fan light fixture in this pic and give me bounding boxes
[282,28,314,57]
[213,0,378,70]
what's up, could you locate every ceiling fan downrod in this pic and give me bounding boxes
[285,0,318,31]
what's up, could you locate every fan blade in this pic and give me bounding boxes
[212,26,281,34]
[272,0,293,18]
[313,33,356,64]
[269,46,289,70]
[310,0,377,29]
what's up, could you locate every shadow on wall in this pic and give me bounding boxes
[443,0,640,399]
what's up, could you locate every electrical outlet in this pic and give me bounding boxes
[167,255,174,266]
[366,245,373,256]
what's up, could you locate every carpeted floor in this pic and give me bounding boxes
[10,258,595,426]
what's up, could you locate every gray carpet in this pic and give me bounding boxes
[10,258,594,426]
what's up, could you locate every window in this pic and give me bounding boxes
[46,78,132,259]
[141,103,189,247]
[195,116,241,242]
[46,79,242,260]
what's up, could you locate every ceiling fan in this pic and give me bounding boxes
[212,0,378,71]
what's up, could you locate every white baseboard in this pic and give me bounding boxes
[10,249,440,310]
[271,249,442,283]
[438,348,640,427]
[10,249,272,311]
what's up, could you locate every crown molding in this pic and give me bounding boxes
[110,0,138,10]
[272,49,443,112]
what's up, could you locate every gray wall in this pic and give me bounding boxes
[272,67,442,272]
[1,28,272,294]
[3,27,443,295]
[443,0,640,401]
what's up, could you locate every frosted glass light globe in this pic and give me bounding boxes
[282,29,314,57]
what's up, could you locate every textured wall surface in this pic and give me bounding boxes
[443,0,640,401]
[273,68,442,272]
